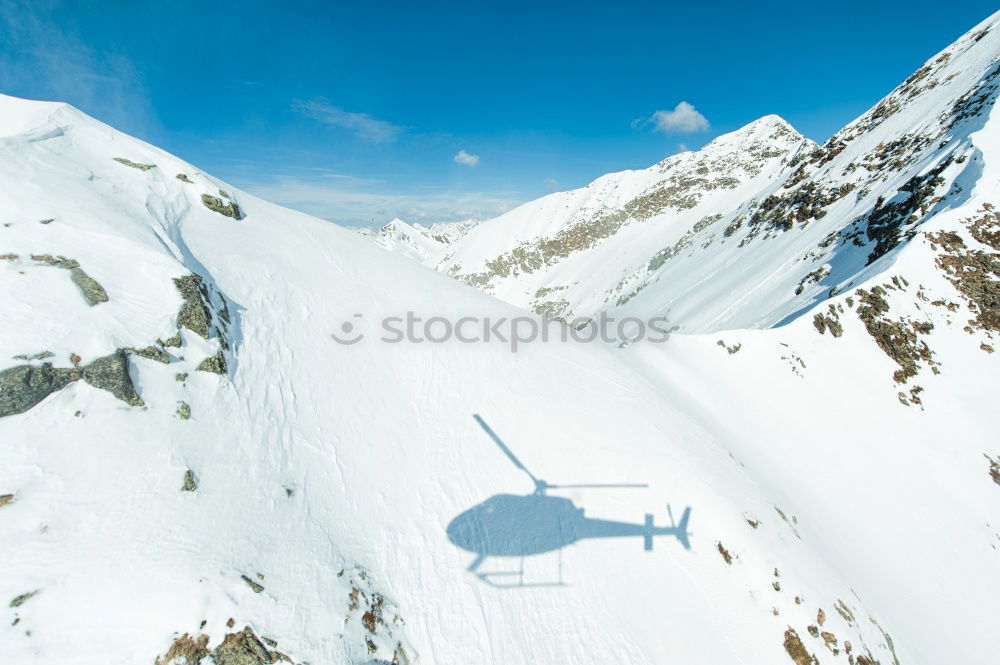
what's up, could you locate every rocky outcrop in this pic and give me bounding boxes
[134,345,171,364]
[0,349,145,417]
[196,350,227,375]
[174,274,213,338]
[155,627,293,665]
[113,157,156,171]
[0,268,237,418]
[30,254,108,306]
[0,363,78,417]
[201,192,244,220]
[81,350,145,407]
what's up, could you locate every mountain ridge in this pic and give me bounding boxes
[0,11,998,665]
[359,12,999,338]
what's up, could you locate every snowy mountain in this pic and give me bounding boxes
[404,14,1000,340]
[1,10,999,665]
[352,218,478,262]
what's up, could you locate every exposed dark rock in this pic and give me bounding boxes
[12,351,54,360]
[532,298,571,321]
[182,469,198,492]
[212,627,289,665]
[113,157,156,170]
[240,574,264,594]
[134,345,170,364]
[176,173,194,183]
[81,350,145,407]
[176,401,191,420]
[30,254,108,306]
[929,209,1000,335]
[9,591,38,608]
[161,333,183,348]
[201,194,244,220]
[174,274,213,338]
[0,494,13,507]
[156,628,294,665]
[0,363,78,417]
[969,204,1000,250]
[197,350,227,375]
[855,286,936,384]
[795,266,830,295]
[155,634,209,665]
[813,306,844,337]
[716,339,741,354]
[750,181,854,233]
[864,158,952,264]
[648,213,725,272]
[986,454,1000,486]
[835,599,855,623]
[175,372,188,382]
[2,351,144,417]
[783,628,817,665]
[69,266,109,305]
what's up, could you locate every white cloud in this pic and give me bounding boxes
[453,149,480,166]
[634,101,710,135]
[292,98,403,143]
[677,143,689,152]
[544,177,560,191]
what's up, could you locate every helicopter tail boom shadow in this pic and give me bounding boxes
[674,506,692,550]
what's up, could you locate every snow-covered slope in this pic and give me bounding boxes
[1,12,999,665]
[429,13,1000,338]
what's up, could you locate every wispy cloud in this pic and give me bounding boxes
[292,98,403,142]
[543,177,560,191]
[453,149,479,166]
[0,0,156,135]
[239,172,519,226]
[633,101,710,135]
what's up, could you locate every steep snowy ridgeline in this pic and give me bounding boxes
[433,13,1000,336]
[437,115,815,325]
[0,15,998,665]
[423,219,479,245]
[353,218,478,263]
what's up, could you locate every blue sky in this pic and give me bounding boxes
[1,1,996,225]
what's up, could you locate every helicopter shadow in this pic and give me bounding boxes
[446,414,691,588]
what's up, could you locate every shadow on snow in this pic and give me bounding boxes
[446,414,691,587]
